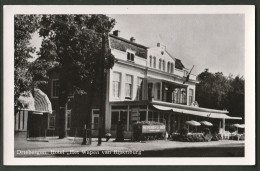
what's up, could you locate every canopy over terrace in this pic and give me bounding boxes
[152,101,242,138]
[152,104,242,120]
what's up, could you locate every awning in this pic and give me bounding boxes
[18,88,52,114]
[200,121,213,126]
[153,104,242,120]
[186,120,201,126]
[232,124,245,128]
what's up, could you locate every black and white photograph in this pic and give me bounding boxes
[3,5,255,165]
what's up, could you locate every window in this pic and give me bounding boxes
[111,111,127,130]
[125,74,133,99]
[162,60,165,71]
[150,56,152,67]
[181,88,187,104]
[167,62,170,72]
[159,59,162,70]
[153,57,156,68]
[171,63,174,73]
[140,111,146,121]
[164,86,168,102]
[189,89,194,105]
[92,109,100,130]
[112,72,121,98]
[148,111,159,122]
[156,83,161,100]
[127,52,135,61]
[173,88,181,104]
[48,111,55,129]
[136,77,143,100]
[52,79,60,98]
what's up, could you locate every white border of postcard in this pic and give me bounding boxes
[3,5,255,165]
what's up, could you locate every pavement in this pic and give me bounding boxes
[14,137,245,157]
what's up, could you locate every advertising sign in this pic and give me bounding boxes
[142,125,166,133]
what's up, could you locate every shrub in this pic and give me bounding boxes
[211,125,219,134]
[203,128,211,135]
[179,128,189,137]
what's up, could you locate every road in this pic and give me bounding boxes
[14,137,244,157]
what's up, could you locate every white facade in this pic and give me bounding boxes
[104,33,201,137]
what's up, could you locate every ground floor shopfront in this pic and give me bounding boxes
[103,100,242,139]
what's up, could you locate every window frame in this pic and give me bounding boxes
[153,56,156,68]
[189,89,194,105]
[136,77,143,100]
[48,111,55,129]
[51,79,60,98]
[112,71,121,99]
[162,60,165,71]
[92,109,100,130]
[159,59,162,70]
[125,74,133,99]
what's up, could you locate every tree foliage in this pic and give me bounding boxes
[35,15,116,94]
[14,15,40,107]
[196,69,244,119]
[34,14,116,138]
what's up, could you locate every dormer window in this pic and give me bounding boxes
[127,52,135,61]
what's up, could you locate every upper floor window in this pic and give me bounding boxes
[180,88,187,104]
[189,89,194,105]
[153,57,156,68]
[125,74,133,99]
[171,63,174,73]
[156,83,161,100]
[112,72,121,98]
[159,59,162,70]
[136,77,143,100]
[127,52,135,61]
[150,56,152,67]
[162,60,165,71]
[167,62,170,72]
[52,79,60,98]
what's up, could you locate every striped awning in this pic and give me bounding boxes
[153,104,242,120]
[18,88,52,114]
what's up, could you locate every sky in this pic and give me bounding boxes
[30,14,245,77]
[107,14,245,77]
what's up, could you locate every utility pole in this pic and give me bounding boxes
[98,33,106,146]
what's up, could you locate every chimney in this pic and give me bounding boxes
[157,43,160,47]
[130,37,136,43]
[113,30,120,37]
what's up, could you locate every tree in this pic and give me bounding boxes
[14,15,40,110]
[196,69,244,121]
[36,15,116,138]
[196,69,231,110]
[227,76,245,119]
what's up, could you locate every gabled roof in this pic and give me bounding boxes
[109,34,148,59]
[109,34,186,69]
[164,49,185,70]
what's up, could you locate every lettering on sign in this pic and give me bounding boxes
[142,125,166,133]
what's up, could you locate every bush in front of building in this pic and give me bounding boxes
[229,134,244,141]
